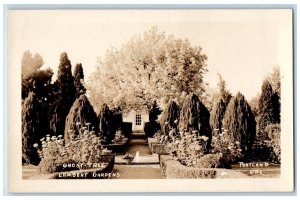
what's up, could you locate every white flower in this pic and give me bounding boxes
[235,141,240,145]
[40,137,45,141]
[33,143,38,148]
[46,137,50,141]
[58,135,63,138]
[76,122,81,126]
[174,120,178,124]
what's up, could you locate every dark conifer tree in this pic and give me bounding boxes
[210,75,232,134]
[98,104,113,143]
[223,92,256,157]
[49,52,75,136]
[257,80,277,133]
[73,63,86,98]
[179,94,212,145]
[64,95,99,143]
[160,100,180,135]
[22,92,42,165]
[210,99,227,134]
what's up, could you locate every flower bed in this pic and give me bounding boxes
[160,155,247,179]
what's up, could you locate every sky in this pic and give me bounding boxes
[8,9,292,100]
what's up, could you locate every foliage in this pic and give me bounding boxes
[223,92,256,157]
[112,130,125,143]
[149,101,162,122]
[64,95,99,144]
[179,94,212,147]
[265,123,281,163]
[36,129,103,173]
[49,52,76,136]
[210,99,227,134]
[98,104,122,143]
[195,153,223,168]
[98,104,111,142]
[210,129,242,166]
[22,92,43,165]
[110,107,123,135]
[268,67,281,96]
[87,27,208,113]
[160,100,180,135]
[257,80,280,135]
[166,132,209,167]
[21,50,44,77]
[73,63,86,98]
[144,122,161,138]
[210,75,232,134]
[21,51,54,146]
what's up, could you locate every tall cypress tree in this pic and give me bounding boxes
[22,92,41,165]
[49,52,75,136]
[210,99,227,134]
[223,92,256,156]
[98,104,113,143]
[160,100,180,135]
[179,94,212,142]
[257,80,278,134]
[73,63,86,98]
[210,75,232,134]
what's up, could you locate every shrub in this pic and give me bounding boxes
[160,155,217,179]
[195,153,223,168]
[144,121,161,138]
[210,129,242,166]
[166,131,209,167]
[36,128,103,173]
[144,101,162,137]
[265,123,281,163]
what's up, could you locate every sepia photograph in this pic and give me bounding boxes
[7,8,294,192]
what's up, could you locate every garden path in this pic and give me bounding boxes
[112,132,164,179]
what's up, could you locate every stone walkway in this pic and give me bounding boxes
[113,132,164,179]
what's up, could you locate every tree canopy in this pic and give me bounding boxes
[87,27,208,113]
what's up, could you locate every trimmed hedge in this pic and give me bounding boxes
[160,155,248,179]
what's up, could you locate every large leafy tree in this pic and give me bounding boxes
[87,27,208,113]
[49,52,76,136]
[223,92,256,157]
